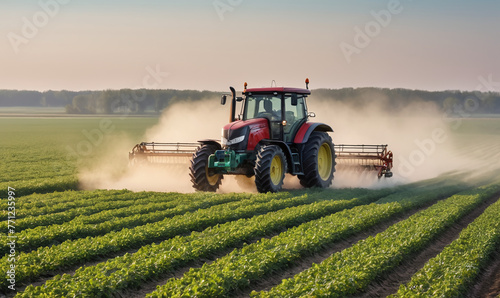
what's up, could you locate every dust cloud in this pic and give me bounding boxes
[79,91,500,193]
[308,93,500,188]
[79,97,257,193]
[144,98,227,143]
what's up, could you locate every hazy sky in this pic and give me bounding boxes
[1,0,499,92]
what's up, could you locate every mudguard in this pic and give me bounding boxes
[293,123,333,144]
[198,139,222,150]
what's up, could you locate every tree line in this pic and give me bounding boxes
[0,88,499,114]
[0,89,218,114]
[312,88,500,115]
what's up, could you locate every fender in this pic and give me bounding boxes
[197,139,222,150]
[293,122,333,144]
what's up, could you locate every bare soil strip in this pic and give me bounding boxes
[358,194,500,298]
[468,246,500,298]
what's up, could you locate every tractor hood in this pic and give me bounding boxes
[222,118,269,151]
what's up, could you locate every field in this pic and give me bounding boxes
[2,116,500,297]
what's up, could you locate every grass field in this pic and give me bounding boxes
[0,107,66,115]
[2,116,500,297]
[0,117,158,196]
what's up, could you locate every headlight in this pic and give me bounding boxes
[221,137,228,146]
[226,135,245,146]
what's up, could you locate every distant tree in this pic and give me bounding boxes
[481,93,500,113]
[72,95,86,113]
[65,104,77,114]
[99,90,115,114]
[40,96,47,107]
[70,94,96,114]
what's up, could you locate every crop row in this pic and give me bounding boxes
[2,189,375,291]
[254,183,500,297]
[1,192,149,232]
[16,189,222,211]
[394,196,500,297]
[0,176,79,198]
[0,192,274,256]
[6,171,442,215]
[1,187,375,241]
[1,190,133,222]
[147,184,468,297]
[18,183,461,296]
[17,194,378,297]
[1,186,366,224]
[0,169,435,217]
[1,188,217,221]
[2,189,176,221]
[1,169,72,183]
[0,163,68,183]
[0,191,252,234]
[7,189,128,210]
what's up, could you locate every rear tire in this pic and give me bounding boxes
[189,144,222,192]
[254,145,287,193]
[299,132,335,188]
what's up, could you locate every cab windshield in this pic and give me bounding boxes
[243,94,281,121]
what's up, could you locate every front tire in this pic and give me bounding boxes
[189,144,222,192]
[254,145,287,193]
[299,132,335,188]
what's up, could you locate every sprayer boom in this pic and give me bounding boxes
[334,144,393,177]
[129,142,199,164]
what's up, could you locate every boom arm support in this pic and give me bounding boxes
[334,144,393,177]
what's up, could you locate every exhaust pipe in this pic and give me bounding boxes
[229,86,236,123]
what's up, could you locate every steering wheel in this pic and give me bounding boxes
[257,111,280,120]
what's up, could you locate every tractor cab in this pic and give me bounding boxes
[220,83,313,149]
[241,88,310,143]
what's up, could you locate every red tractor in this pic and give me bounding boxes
[130,79,393,193]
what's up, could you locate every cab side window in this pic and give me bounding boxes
[284,95,306,142]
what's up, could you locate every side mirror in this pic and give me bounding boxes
[291,94,298,106]
[308,112,316,118]
[221,95,227,105]
[236,97,244,102]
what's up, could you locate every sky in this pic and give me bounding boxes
[1,0,499,92]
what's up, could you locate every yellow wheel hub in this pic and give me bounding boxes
[318,143,332,181]
[270,155,283,186]
[206,165,220,186]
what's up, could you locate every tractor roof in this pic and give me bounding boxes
[245,87,311,95]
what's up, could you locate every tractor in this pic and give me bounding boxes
[129,79,393,193]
